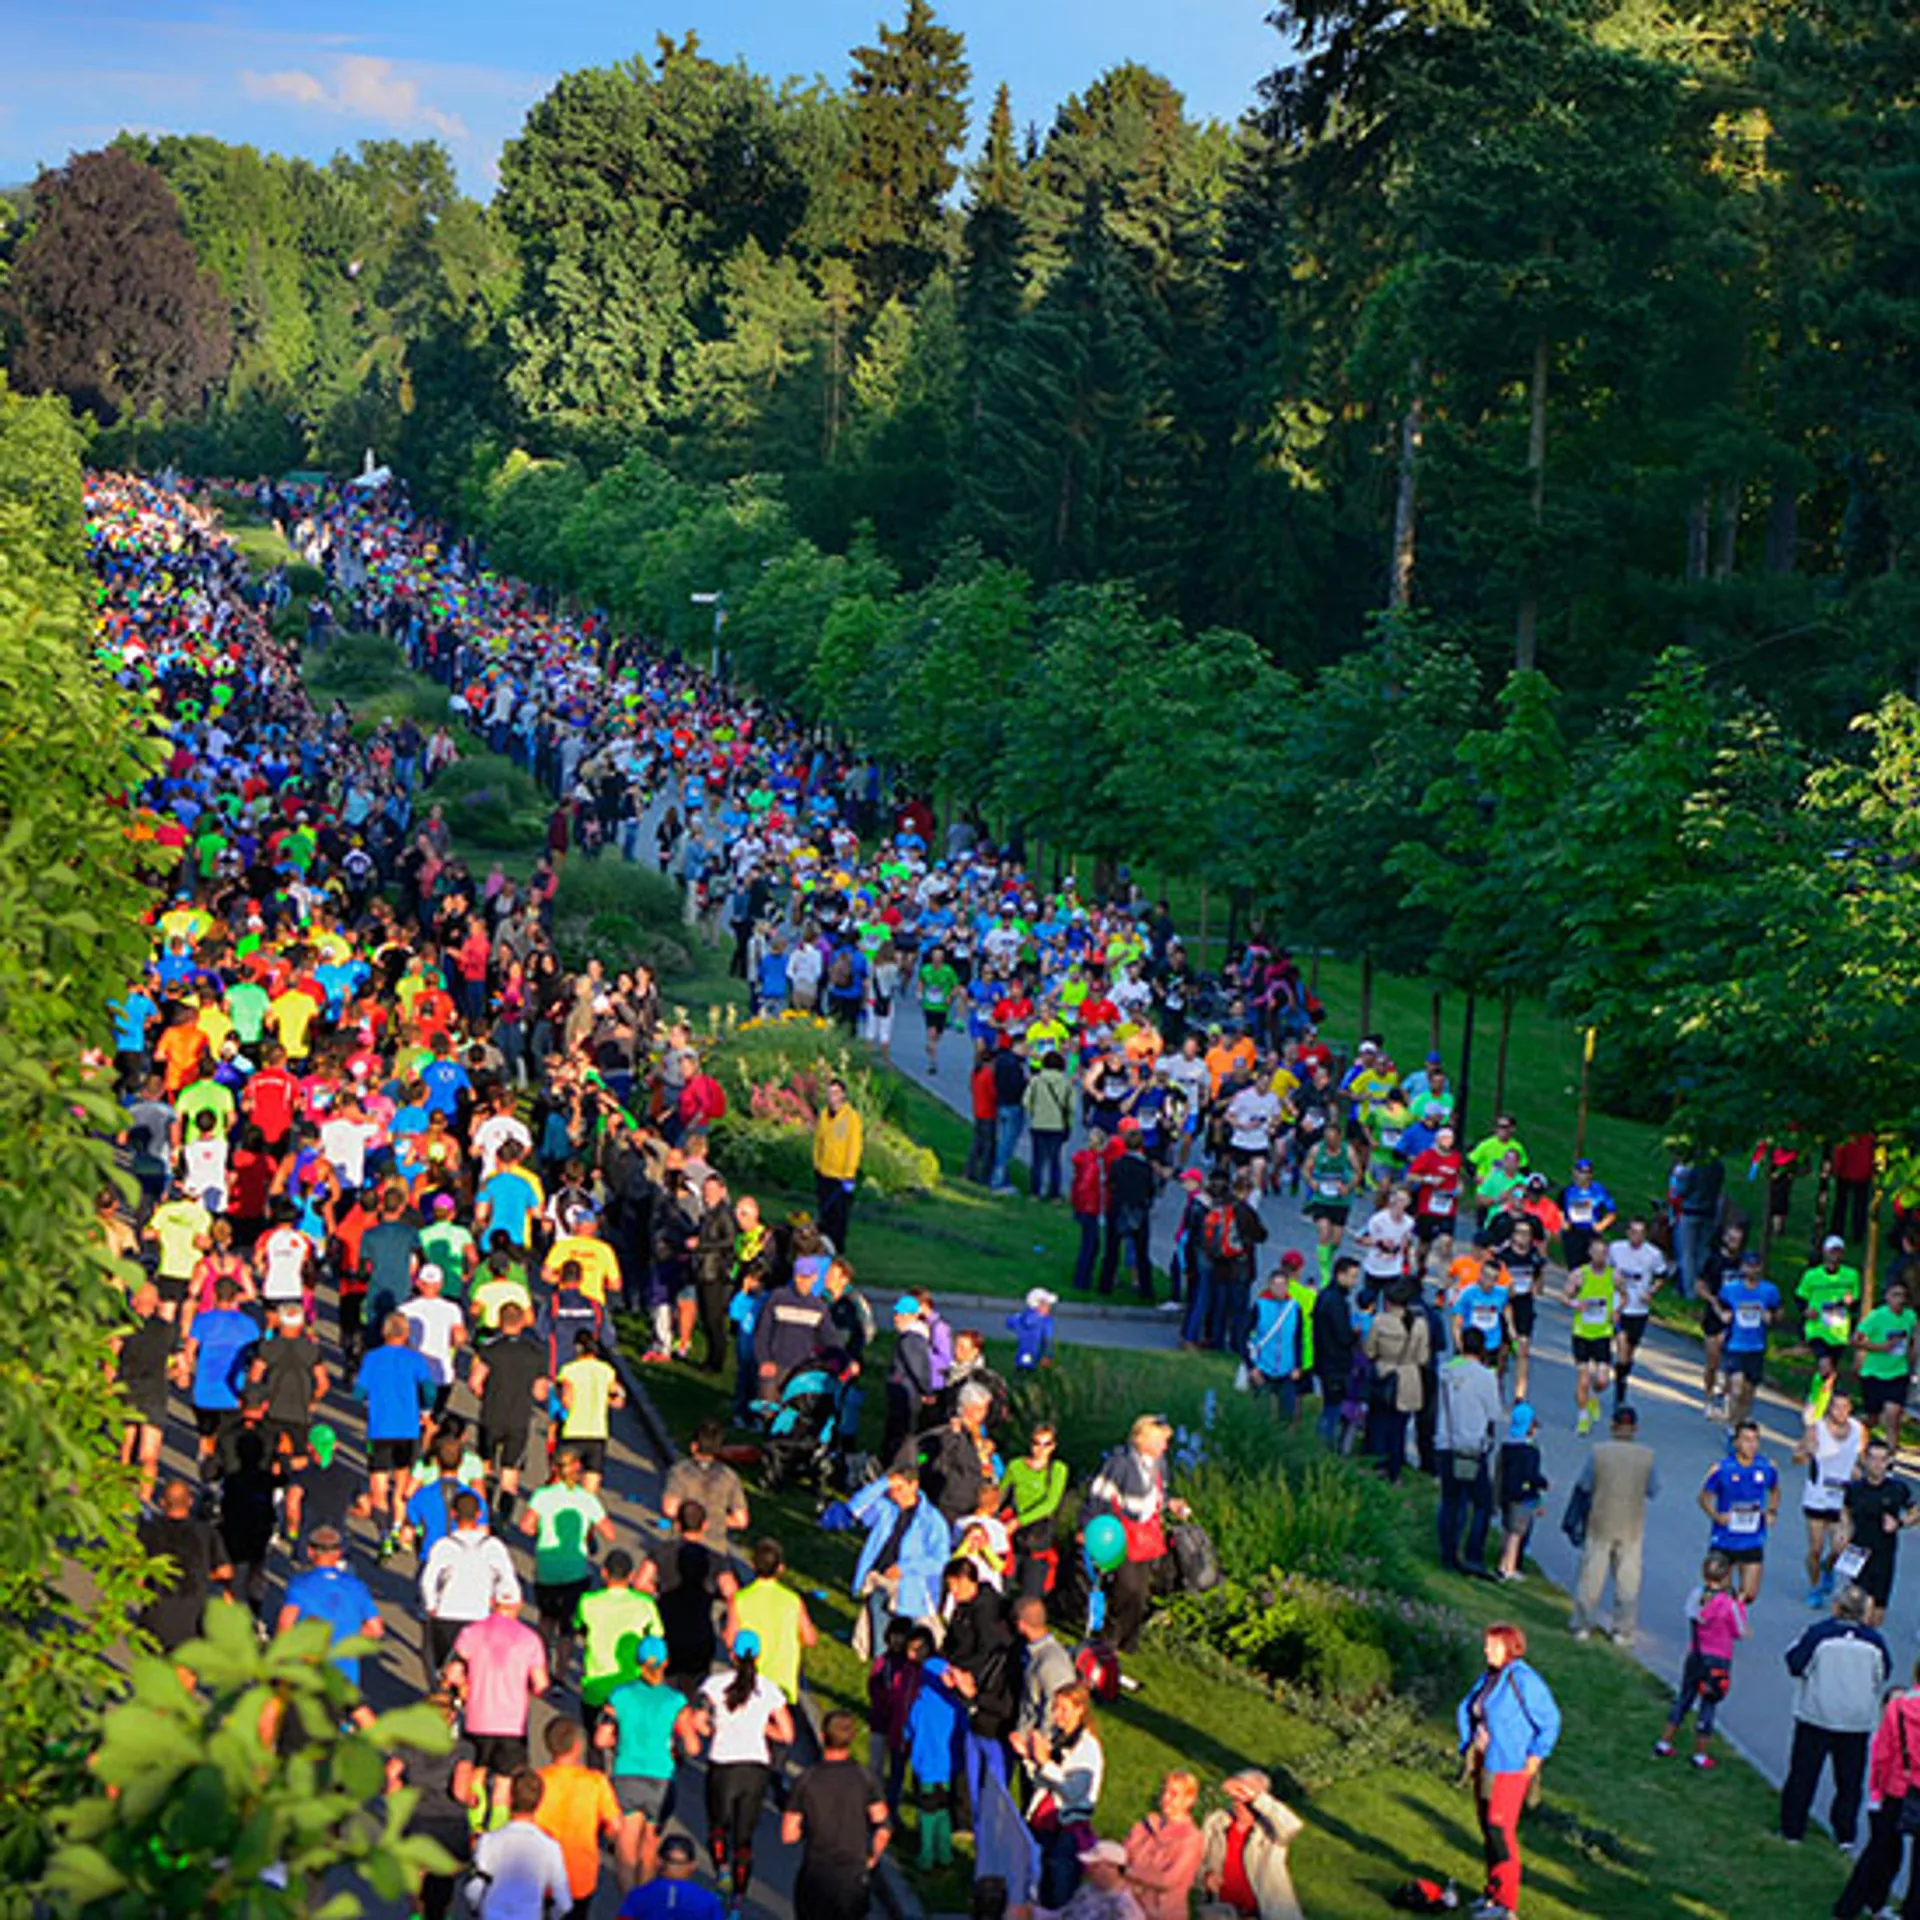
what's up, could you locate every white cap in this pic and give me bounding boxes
[418,1263,445,1289]
[1823,1234,1847,1253]
[1026,1287,1058,1312]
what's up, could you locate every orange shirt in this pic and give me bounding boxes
[535,1762,620,1898]
[157,1021,209,1094]
[1205,1038,1255,1095]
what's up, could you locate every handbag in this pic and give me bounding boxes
[1560,1484,1592,1550]
[1121,1512,1168,1562]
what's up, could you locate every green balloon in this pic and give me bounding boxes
[1085,1514,1127,1573]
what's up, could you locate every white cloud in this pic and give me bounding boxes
[242,54,466,139]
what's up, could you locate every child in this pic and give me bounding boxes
[904,1630,962,1868]
[1654,1552,1748,1769]
[867,1617,924,1813]
[1006,1288,1057,1373]
[728,1271,764,1425]
[1495,1402,1550,1580]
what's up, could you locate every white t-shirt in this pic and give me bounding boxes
[319,1116,377,1188]
[1226,1088,1280,1151]
[1362,1209,1417,1280]
[259,1226,313,1302]
[470,1821,570,1920]
[183,1137,229,1205]
[1608,1240,1667,1316]
[472,1112,532,1181]
[698,1673,788,1765]
[402,1296,464,1385]
[1803,1417,1867,1516]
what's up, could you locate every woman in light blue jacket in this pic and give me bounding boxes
[849,1460,952,1652]
[1455,1621,1562,1920]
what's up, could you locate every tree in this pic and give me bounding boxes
[0,379,167,1879]
[5,149,230,424]
[43,1605,455,1914]
[958,81,1027,414]
[845,0,971,307]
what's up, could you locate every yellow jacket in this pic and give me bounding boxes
[813,1104,864,1181]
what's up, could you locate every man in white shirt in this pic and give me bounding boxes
[469,1767,570,1918]
[419,1490,520,1680]
[472,1091,533,1183]
[1607,1218,1669,1411]
[402,1266,467,1404]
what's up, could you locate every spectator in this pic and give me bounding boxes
[1780,1583,1891,1848]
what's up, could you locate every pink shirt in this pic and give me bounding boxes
[454,1614,546,1735]
[1688,1587,1747,1662]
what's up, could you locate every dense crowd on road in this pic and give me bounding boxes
[87,466,1920,1920]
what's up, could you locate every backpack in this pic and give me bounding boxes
[1075,1640,1121,1703]
[1169,1520,1222,1595]
[828,950,855,990]
[1201,1205,1244,1263]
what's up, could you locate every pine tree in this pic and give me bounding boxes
[958,81,1026,418]
[845,0,971,308]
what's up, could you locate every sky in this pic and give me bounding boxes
[0,0,1282,195]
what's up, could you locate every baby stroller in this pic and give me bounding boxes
[752,1350,866,1492]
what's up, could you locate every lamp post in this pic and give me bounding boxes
[690,590,725,680]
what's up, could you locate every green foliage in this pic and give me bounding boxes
[549,859,696,978]
[422,752,549,853]
[43,1604,456,1915]
[0,378,167,1880]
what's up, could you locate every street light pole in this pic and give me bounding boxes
[690,590,725,680]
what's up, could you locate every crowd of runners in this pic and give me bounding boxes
[86,465,1920,1920]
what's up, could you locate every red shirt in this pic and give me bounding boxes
[1070,1147,1108,1216]
[679,1073,728,1127]
[1219,1824,1257,1916]
[971,1063,999,1122]
[246,1065,299,1144]
[1408,1147,1464,1222]
[1079,997,1119,1030]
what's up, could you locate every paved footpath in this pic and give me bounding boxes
[854,973,1911,1800]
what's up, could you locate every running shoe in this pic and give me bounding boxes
[1652,1740,1675,1758]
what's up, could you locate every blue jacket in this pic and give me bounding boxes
[1456,1660,1561,1774]
[905,1656,963,1784]
[850,1477,952,1621]
[1248,1295,1301,1378]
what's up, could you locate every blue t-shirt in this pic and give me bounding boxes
[1703,1456,1779,1553]
[405,1477,489,1553]
[283,1564,379,1682]
[1720,1279,1781,1355]
[617,1881,726,1920]
[190,1308,258,1410]
[356,1344,437,1440]
[477,1171,539,1247]
[1455,1285,1508,1351]
[419,1058,472,1119]
[606,1677,681,1779]
[113,991,158,1053]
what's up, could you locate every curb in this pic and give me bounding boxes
[931,1288,1173,1325]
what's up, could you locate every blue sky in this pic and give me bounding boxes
[0,0,1281,195]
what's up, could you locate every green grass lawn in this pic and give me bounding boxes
[627,1344,1841,1920]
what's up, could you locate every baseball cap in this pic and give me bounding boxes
[1823,1234,1847,1252]
[733,1629,762,1658]
[1613,1405,1640,1427]
[1425,1050,1444,1065]
[1026,1287,1058,1311]
[1573,1157,1592,1172]
[1079,1840,1128,1868]
[893,1294,921,1319]
[638,1634,667,1666]
[1279,1249,1305,1272]
[658,1835,698,1866]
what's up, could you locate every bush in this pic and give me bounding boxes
[550,858,697,977]
[424,752,549,853]
[1154,1570,1476,1707]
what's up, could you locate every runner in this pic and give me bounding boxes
[1715,1248,1780,1433]
[1562,1245,1616,1437]
[1795,1387,1867,1608]
[1833,1437,1919,1627]
[1853,1273,1917,1453]
[1698,1421,1783,1603]
[1607,1219,1668,1414]
[1798,1235,1864,1414]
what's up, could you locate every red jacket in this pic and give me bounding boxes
[971,1063,999,1122]
[1070,1147,1108,1218]
[1870,1692,1920,1803]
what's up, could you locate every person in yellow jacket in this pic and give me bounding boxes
[813,1077,864,1252]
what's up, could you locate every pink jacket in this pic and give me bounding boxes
[1870,1692,1920,1804]
[1124,1812,1205,1920]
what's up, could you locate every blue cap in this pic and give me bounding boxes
[1574,1157,1592,1171]
[638,1634,667,1665]
[1507,1403,1537,1442]
[893,1294,921,1318]
[1425,1050,1443,1065]
[734,1629,761,1658]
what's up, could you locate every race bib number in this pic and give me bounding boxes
[1569,1200,1593,1224]
[1509,1274,1533,1296]
[1822,1302,1851,1332]
[1317,1178,1343,1199]
[1472,1307,1500,1333]
[1430,1192,1454,1216]
[1835,1545,1870,1584]
[1734,1306,1764,1332]
[1727,1505,1762,1536]
[1579,1299,1610,1328]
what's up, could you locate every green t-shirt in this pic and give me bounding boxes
[528,1483,605,1585]
[227,981,271,1045]
[606,1676,681,1779]
[175,1079,236,1134]
[419,1222,474,1298]
[1571,1265,1615,1339]
[920,963,959,1013]
[578,1585,664,1706]
[1470,1133,1530,1179]
[1797,1265,1861,1341]
[1857,1304,1917,1381]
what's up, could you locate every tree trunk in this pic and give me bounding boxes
[1198,883,1210,967]
[1358,952,1375,1036]
[1388,363,1424,611]
[1456,989,1478,1139]
[1765,484,1798,576]
[1685,490,1711,583]
[1494,992,1515,1113]
[1714,477,1742,580]
[1309,949,1321,996]
[1514,330,1549,671]
[1429,989,1442,1055]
